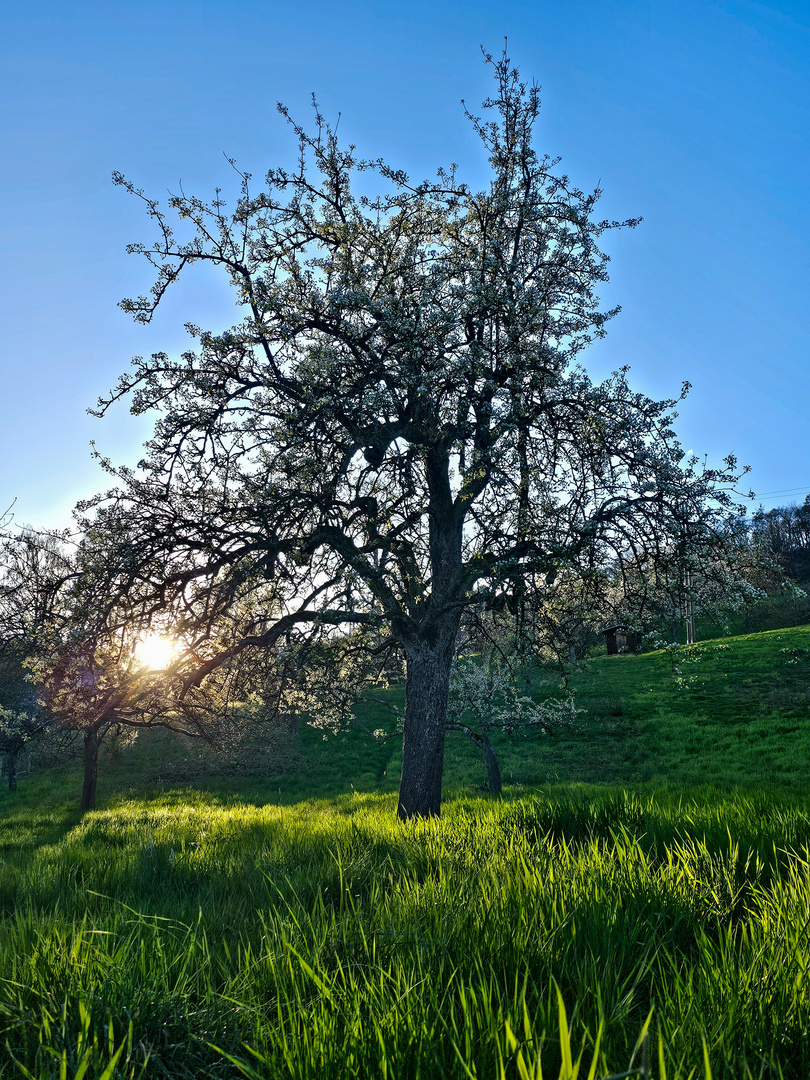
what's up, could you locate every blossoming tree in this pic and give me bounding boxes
[89,50,744,818]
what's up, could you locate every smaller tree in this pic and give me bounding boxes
[0,707,51,791]
[0,525,270,810]
[284,625,581,795]
[0,528,76,790]
[447,658,578,792]
[606,520,781,644]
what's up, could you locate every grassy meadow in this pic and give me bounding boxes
[1,626,809,1079]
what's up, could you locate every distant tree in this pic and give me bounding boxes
[0,705,55,791]
[751,497,810,584]
[594,510,773,643]
[0,527,274,810]
[447,658,578,793]
[88,49,745,819]
[0,528,75,790]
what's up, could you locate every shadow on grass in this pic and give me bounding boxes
[2,782,809,1079]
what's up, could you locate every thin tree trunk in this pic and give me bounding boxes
[446,721,502,795]
[484,740,502,794]
[6,749,18,792]
[80,728,100,812]
[288,707,299,738]
[398,640,455,820]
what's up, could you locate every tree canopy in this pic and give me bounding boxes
[86,50,744,818]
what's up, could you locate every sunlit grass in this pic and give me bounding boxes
[2,787,810,1077]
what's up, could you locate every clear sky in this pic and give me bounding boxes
[1,0,808,529]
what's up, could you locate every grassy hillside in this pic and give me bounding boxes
[0,626,809,1079]
[440,623,810,794]
[60,622,810,807]
[11,624,808,809]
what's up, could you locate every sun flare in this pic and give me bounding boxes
[134,634,177,670]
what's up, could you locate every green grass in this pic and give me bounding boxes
[0,626,809,1079]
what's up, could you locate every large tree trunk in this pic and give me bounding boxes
[397,640,456,820]
[80,728,100,812]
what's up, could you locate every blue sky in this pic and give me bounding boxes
[1,0,808,528]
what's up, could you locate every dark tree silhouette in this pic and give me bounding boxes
[90,50,744,818]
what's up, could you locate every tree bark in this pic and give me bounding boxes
[80,728,100,812]
[287,707,299,738]
[397,640,455,820]
[483,740,502,794]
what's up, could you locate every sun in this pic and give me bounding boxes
[134,634,177,670]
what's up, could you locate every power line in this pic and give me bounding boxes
[749,486,810,499]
